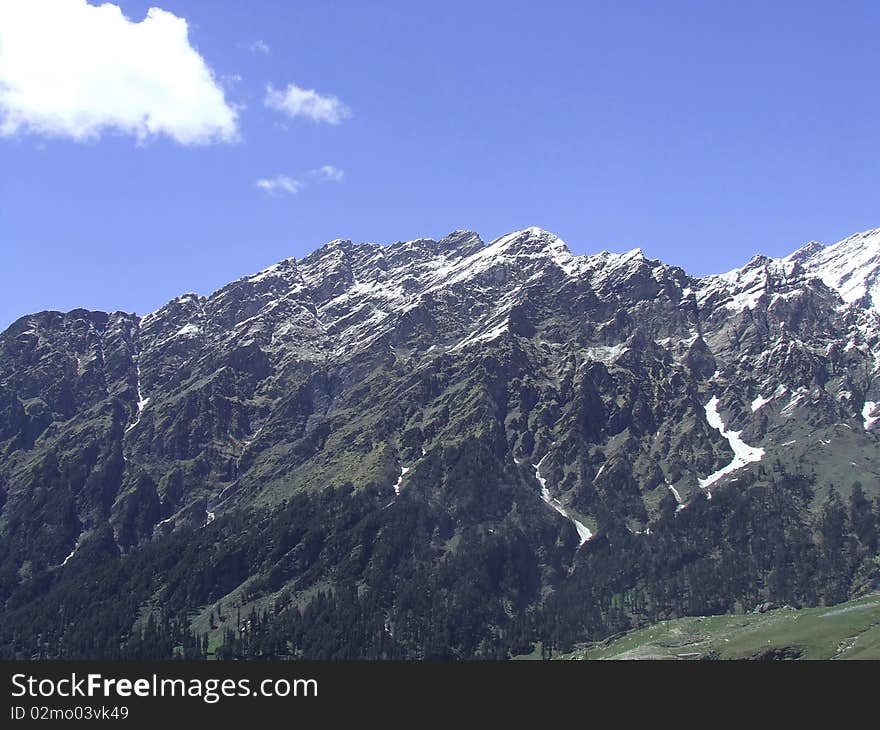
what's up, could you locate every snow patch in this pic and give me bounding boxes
[862,401,878,431]
[780,391,806,417]
[534,455,592,545]
[175,323,201,338]
[751,394,770,412]
[124,358,150,434]
[584,343,628,365]
[393,465,410,496]
[450,321,508,352]
[699,396,765,488]
[667,482,686,513]
[59,542,79,567]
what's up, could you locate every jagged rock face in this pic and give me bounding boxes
[1,226,880,573]
[787,228,880,310]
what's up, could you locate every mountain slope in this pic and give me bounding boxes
[786,228,880,311]
[0,225,879,658]
[561,591,880,660]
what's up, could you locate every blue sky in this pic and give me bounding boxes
[1,0,878,329]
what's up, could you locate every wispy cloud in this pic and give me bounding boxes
[311,165,345,182]
[265,83,351,125]
[247,39,270,54]
[0,0,238,145]
[256,175,303,195]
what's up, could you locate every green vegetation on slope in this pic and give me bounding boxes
[563,592,880,660]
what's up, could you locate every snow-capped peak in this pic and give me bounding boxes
[434,230,485,257]
[242,257,299,285]
[784,240,825,265]
[696,253,801,314]
[588,247,646,269]
[786,228,880,311]
[487,227,568,254]
[456,227,585,277]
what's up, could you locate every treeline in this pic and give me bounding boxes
[0,466,877,660]
[538,471,880,653]
[212,470,879,660]
[0,476,568,659]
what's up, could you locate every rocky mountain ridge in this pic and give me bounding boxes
[1,224,879,659]
[3,226,879,559]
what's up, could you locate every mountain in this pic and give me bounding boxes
[1,226,878,659]
[785,228,880,311]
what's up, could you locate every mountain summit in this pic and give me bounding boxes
[785,228,880,311]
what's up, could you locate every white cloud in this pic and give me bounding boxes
[256,175,303,195]
[312,165,345,182]
[0,0,239,144]
[265,83,351,125]
[248,40,270,54]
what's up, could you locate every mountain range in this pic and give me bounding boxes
[1,225,879,659]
